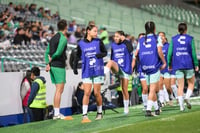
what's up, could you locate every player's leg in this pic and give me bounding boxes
[121,77,129,114]
[185,70,195,109]
[82,82,92,123]
[176,70,185,111]
[93,82,103,120]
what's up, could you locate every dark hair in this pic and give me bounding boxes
[138,33,145,39]
[85,24,96,38]
[20,70,32,89]
[77,82,83,88]
[31,67,40,76]
[158,31,168,42]
[178,22,187,35]
[144,21,156,44]
[88,21,95,26]
[57,19,67,31]
[116,30,125,36]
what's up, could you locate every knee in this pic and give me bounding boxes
[84,92,91,97]
[94,92,101,98]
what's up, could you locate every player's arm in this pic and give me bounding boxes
[73,45,82,75]
[191,39,199,71]
[124,40,133,54]
[28,82,39,106]
[157,36,166,70]
[51,35,67,61]
[167,40,173,69]
[96,40,107,59]
[45,44,50,64]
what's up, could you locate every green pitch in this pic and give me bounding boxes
[1,97,200,133]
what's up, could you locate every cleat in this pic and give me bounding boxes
[166,101,173,106]
[53,113,66,120]
[145,110,153,117]
[81,115,91,123]
[95,113,103,120]
[64,116,74,120]
[155,110,160,115]
[184,99,192,109]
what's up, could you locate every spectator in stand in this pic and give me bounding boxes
[31,25,40,42]
[99,26,110,49]
[74,26,83,39]
[43,8,51,20]
[29,4,37,15]
[2,22,10,36]
[0,30,11,49]
[13,27,26,45]
[52,11,60,20]
[37,7,44,18]
[8,2,16,15]
[88,20,95,26]
[72,20,77,32]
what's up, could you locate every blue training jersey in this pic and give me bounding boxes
[78,38,104,78]
[172,34,194,70]
[111,41,133,74]
[138,35,162,74]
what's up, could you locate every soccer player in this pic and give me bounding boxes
[104,31,133,114]
[73,25,107,123]
[168,22,199,111]
[132,33,148,111]
[134,21,166,116]
[45,19,70,119]
[158,32,173,107]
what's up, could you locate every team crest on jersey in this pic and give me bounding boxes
[143,38,152,48]
[178,36,186,44]
[89,58,96,66]
[118,58,124,66]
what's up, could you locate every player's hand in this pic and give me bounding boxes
[160,63,166,71]
[96,53,103,59]
[46,64,50,72]
[195,66,199,72]
[168,66,172,71]
[73,69,78,75]
[48,55,52,62]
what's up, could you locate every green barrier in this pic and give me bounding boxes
[1,56,46,72]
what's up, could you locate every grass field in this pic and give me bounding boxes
[1,97,200,133]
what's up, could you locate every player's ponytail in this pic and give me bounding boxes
[178,22,187,35]
[144,21,155,44]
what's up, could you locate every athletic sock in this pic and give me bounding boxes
[163,87,169,102]
[54,108,60,116]
[97,105,102,113]
[171,84,178,99]
[159,90,164,103]
[123,100,129,113]
[153,101,159,110]
[82,105,88,115]
[104,66,110,74]
[178,96,184,111]
[147,100,153,111]
[142,94,148,107]
[185,89,193,100]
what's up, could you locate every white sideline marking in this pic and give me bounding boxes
[92,124,133,133]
